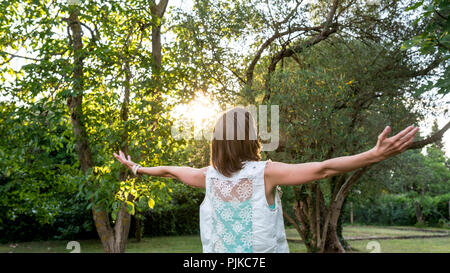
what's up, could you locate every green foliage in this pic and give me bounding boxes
[0,0,447,245]
[129,181,205,237]
[403,0,449,54]
[384,147,450,196]
[402,0,449,96]
[0,0,193,243]
[0,100,77,220]
[0,100,97,243]
[346,193,450,227]
[262,39,422,161]
[346,140,450,228]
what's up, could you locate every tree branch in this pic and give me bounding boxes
[0,51,43,63]
[402,56,444,78]
[245,25,323,85]
[276,0,302,27]
[408,120,450,150]
[265,0,340,76]
[151,0,169,18]
[267,25,338,75]
[322,0,339,34]
[283,209,306,242]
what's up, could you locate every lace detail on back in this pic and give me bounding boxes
[212,178,252,202]
[208,163,258,253]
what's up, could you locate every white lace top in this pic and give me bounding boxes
[199,160,290,253]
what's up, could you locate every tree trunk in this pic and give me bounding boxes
[66,9,93,173]
[337,199,352,251]
[113,205,132,251]
[415,201,423,225]
[287,169,369,253]
[136,216,142,242]
[350,202,353,225]
[148,0,168,97]
[323,223,345,253]
[92,205,131,252]
[67,7,131,253]
[289,187,346,253]
[152,25,162,73]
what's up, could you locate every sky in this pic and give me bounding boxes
[1,0,449,157]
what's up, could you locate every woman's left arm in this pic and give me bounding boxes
[113,151,207,188]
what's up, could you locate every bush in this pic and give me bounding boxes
[343,193,450,227]
[1,180,206,243]
[0,196,97,243]
[50,196,97,240]
[129,184,205,238]
[0,213,53,243]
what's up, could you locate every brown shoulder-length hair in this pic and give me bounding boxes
[210,107,261,177]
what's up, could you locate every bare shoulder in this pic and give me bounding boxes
[264,160,291,175]
[196,166,210,188]
[264,160,284,188]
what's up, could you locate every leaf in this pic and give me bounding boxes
[405,0,424,11]
[126,201,135,215]
[148,198,155,209]
[111,210,117,221]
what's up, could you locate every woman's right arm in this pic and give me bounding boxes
[113,150,207,188]
[137,166,208,188]
[265,125,419,187]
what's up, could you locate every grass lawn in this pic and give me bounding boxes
[0,235,204,253]
[1,225,449,253]
[285,224,450,240]
[287,237,450,253]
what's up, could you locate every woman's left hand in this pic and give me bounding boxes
[371,125,419,161]
[113,150,135,170]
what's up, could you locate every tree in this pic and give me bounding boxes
[0,0,182,252]
[172,0,449,252]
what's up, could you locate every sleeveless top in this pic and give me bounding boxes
[199,160,290,253]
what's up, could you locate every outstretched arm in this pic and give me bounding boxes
[265,125,419,187]
[113,151,207,188]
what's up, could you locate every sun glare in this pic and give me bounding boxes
[171,93,222,139]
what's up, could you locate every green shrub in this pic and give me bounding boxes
[129,183,205,238]
[0,196,97,243]
[344,193,450,227]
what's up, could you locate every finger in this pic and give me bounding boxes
[391,126,414,142]
[398,132,416,151]
[119,150,124,158]
[399,127,419,143]
[128,155,131,161]
[378,126,391,142]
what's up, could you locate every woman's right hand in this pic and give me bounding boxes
[113,150,135,170]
